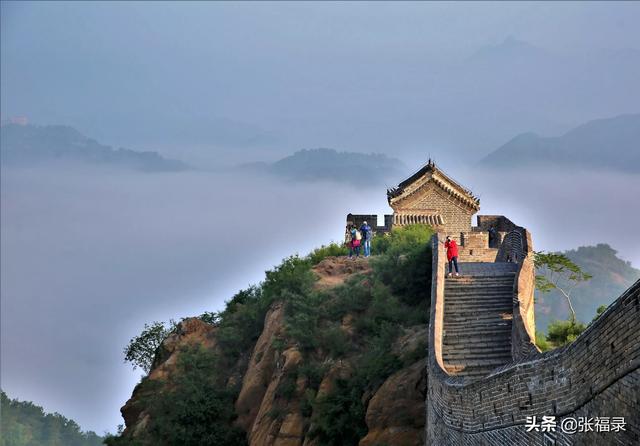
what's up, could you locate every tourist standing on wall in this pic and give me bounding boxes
[349,225,361,259]
[445,236,459,277]
[360,221,372,257]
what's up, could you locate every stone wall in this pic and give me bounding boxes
[458,231,499,262]
[496,229,528,263]
[476,215,520,233]
[427,230,640,445]
[392,185,474,239]
[510,230,539,361]
[346,213,393,234]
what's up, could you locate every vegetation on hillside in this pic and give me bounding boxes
[534,251,592,322]
[535,304,609,352]
[0,391,103,446]
[112,224,433,446]
[535,243,639,330]
[534,244,639,351]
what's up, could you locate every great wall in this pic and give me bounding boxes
[349,160,640,445]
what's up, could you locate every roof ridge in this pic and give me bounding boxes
[387,160,480,209]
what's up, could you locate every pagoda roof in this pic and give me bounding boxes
[387,159,480,210]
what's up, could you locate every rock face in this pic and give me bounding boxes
[359,360,427,446]
[235,302,286,432]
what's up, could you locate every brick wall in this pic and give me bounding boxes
[427,228,640,444]
[393,185,474,239]
[476,215,520,233]
[345,213,393,234]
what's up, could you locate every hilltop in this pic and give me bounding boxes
[236,148,407,186]
[106,226,433,446]
[0,124,189,172]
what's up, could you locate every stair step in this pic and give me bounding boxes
[444,315,512,324]
[445,302,512,309]
[444,366,506,378]
[442,352,511,361]
[444,293,513,299]
[445,284,513,290]
[445,291,513,297]
[446,277,515,283]
[447,272,516,277]
[445,303,512,309]
[442,342,511,351]
[444,358,511,367]
[443,333,512,343]
[444,328,511,337]
[444,295,513,301]
[445,310,512,317]
[443,346,511,354]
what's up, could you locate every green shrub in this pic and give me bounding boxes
[308,243,349,265]
[309,378,367,446]
[546,319,587,347]
[285,290,324,352]
[319,325,350,358]
[139,345,247,446]
[592,304,607,322]
[309,323,402,445]
[299,362,328,391]
[372,225,433,312]
[123,321,177,373]
[300,389,316,418]
[325,277,372,320]
[371,224,433,256]
[275,370,299,401]
[262,256,315,304]
[216,287,265,358]
[535,331,552,352]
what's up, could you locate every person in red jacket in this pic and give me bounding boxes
[444,236,460,277]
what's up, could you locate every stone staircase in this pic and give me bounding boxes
[442,262,518,379]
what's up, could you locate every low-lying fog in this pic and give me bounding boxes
[1,164,638,433]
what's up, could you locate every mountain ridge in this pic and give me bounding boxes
[236,148,408,186]
[1,123,190,172]
[479,113,640,172]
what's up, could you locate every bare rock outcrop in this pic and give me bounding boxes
[249,347,305,446]
[235,302,286,432]
[312,256,371,289]
[359,360,427,446]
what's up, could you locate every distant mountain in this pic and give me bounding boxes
[535,243,640,330]
[480,114,640,172]
[1,390,103,446]
[237,148,407,186]
[1,124,190,172]
[467,36,550,67]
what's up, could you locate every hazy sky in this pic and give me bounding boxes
[1,1,639,435]
[2,1,640,165]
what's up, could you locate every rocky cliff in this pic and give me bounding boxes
[116,252,431,446]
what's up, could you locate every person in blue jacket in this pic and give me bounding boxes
[360,221,372,257]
